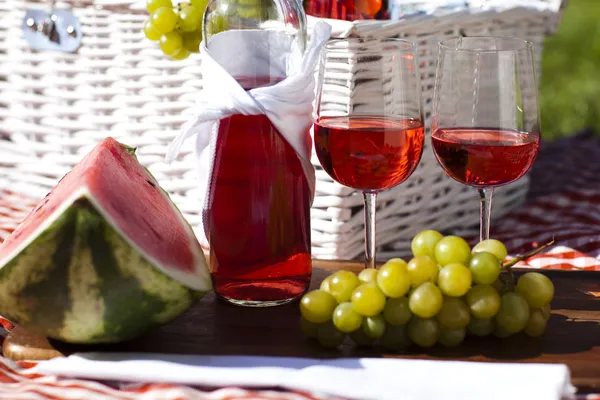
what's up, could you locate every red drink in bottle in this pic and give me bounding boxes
[202,0,314,306]
[205,78,312,306]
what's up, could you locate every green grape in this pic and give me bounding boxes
[438,327,466,347]
[383,297,412,326]
[358,268,378,284]
[361,314,386,339]
[320,275,332,293]
[316,321,345,348]
[329,270,360,303]
[493,324,513,338]
[146,0,173,13]
[299,290,337,324]
[380,324,411,351]
[332,302,362,333]
[351,283,386,317]
[492,278,506,294]
[438,263,472,297]
[436,297,470,329]
[151,7,178,34]
[407,317,439,348]
[171,49,190,60]
[208,14,229,34]
[467,318,494,337]
[409,282,443,318]
[469,252,501,285]
[350,328,376,347]
[495,292,530,334]
[516,272,555,308]
[465,284,501,319]
[236,4,262,19]
[524,308,548,337]
[160,32,183,55]
[178,5,202,32]
[143,20,162,41]
[540,303,551,321]
[472,239,508,262]
[407,255,438,287]
[376,259,410,298]
[434,236,471,266]
[182,31,202,53]
[411,230,443,259]
[300,317,319,339]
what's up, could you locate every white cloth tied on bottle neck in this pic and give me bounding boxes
[166,22,332,220]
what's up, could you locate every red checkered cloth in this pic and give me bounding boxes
[495,130,600,259]
[0,132,599,399]
[492,190,600,264]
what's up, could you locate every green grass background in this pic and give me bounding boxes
[540,0,600,139]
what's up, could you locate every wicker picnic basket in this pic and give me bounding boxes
[0,0,565,260]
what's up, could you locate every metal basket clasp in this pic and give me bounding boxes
[22,8,82,53]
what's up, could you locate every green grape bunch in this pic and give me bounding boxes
[299,230,555,351]
[144,0,210,60]
[143,0,279,60]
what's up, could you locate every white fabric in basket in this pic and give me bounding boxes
[166,22,331,243]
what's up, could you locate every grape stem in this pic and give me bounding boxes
[502,239,556,269]
[501,239,556,286]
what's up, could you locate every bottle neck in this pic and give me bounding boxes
[202,0,307,50]
[206,29,304,83]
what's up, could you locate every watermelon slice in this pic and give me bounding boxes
[0,138,211,343]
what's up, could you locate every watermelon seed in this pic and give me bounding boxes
[34,198,50,213]
[146,180,156,188]
[57,172,70,184]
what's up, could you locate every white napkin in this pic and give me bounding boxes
[30,354,574,400]
[165,22,332,244]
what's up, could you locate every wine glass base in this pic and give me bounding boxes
[217,295,298,308]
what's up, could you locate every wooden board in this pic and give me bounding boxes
[4,262,600,392]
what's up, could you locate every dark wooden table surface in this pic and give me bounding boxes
[4,263,600,392]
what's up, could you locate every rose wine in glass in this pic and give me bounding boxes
[431,37,541,241]
[303,0,385,21]
[314,116,424,190]
[314,38,424,269]
[432,128,540,187]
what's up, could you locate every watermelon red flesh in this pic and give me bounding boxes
[0,137,209,291]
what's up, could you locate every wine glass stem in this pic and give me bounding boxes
[363,191,377,269]
[478,187,494,242]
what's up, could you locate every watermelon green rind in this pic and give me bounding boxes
[0,138,212,343]
[121,144,137,156]
[0,195,75,328]
[0,194,198,344]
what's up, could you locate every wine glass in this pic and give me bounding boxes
[314,38,425,268]
[431,37,541,242]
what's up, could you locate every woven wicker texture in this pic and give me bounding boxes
[0,0,564,259]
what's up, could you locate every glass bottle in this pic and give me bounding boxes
[202,0,312,306]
